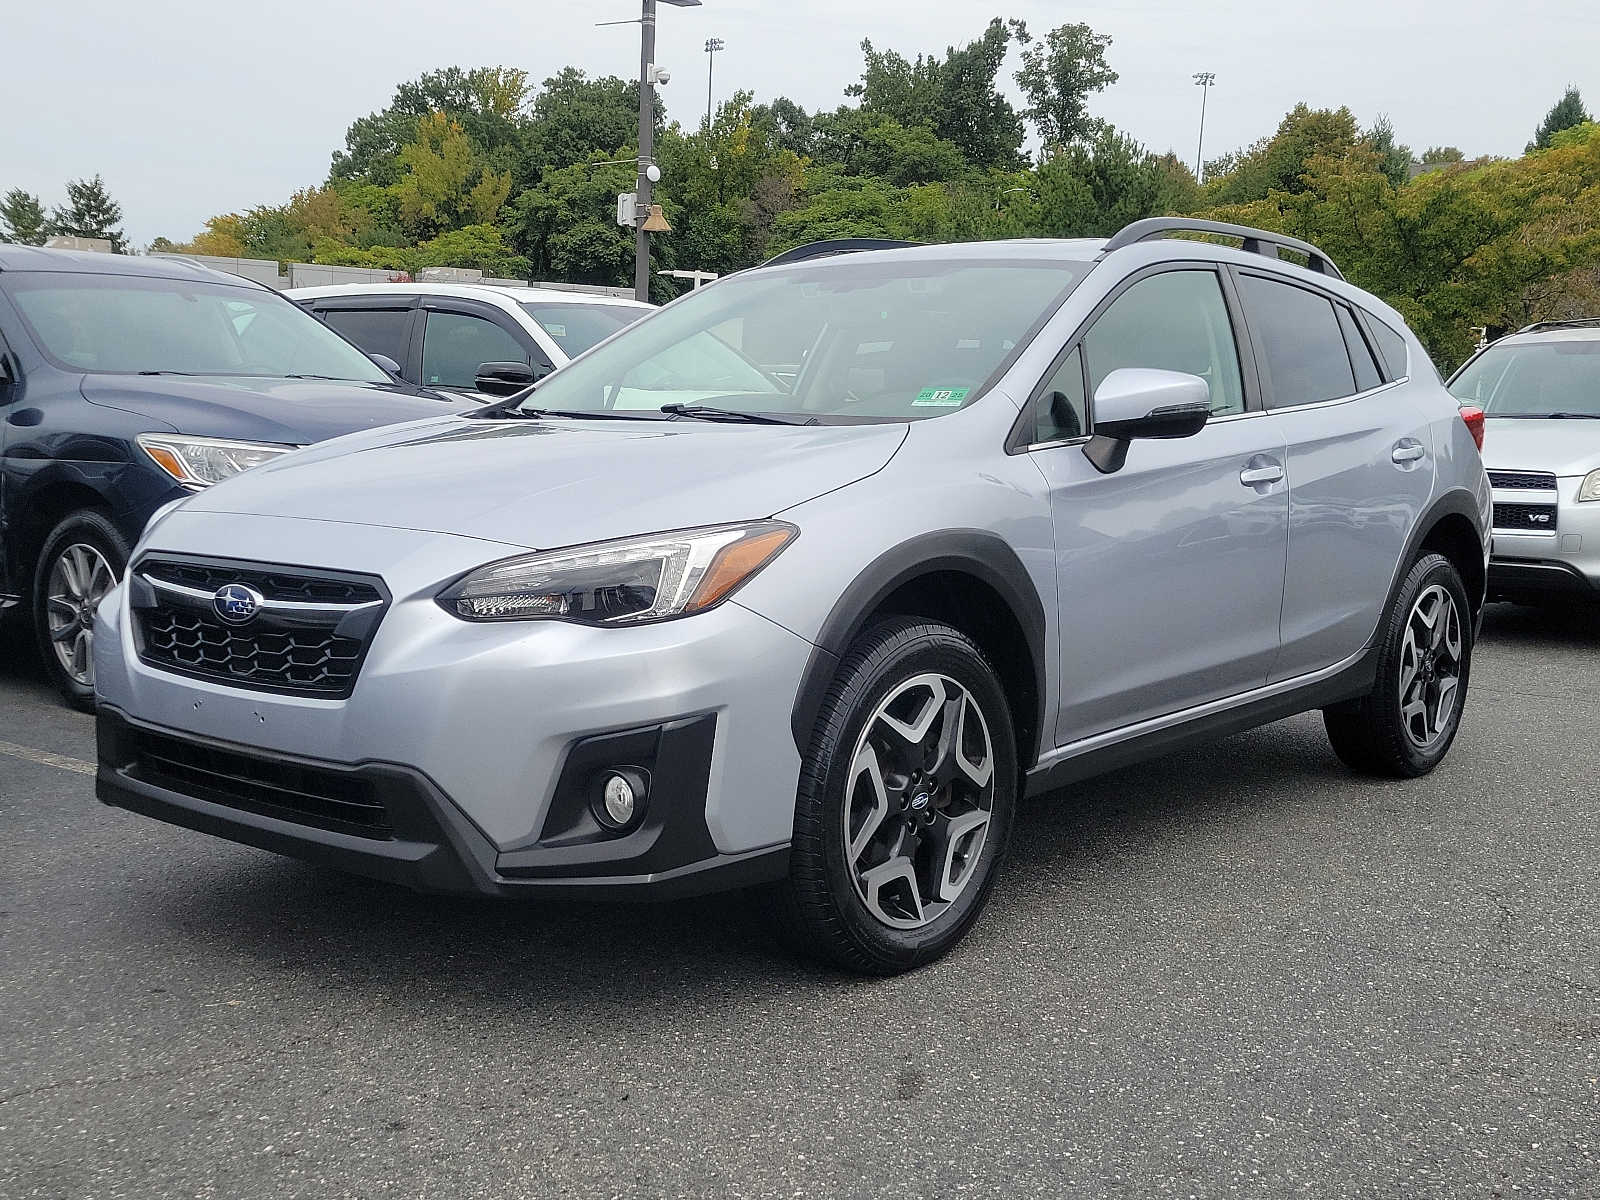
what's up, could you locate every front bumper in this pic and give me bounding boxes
[96,708,787,897]
[92,511,815,893]
[1489,476,1600,598]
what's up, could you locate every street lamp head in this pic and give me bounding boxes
[1193,71,1216,86]
[705,37,725,52]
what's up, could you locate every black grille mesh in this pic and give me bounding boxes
[1488,470,1558,491]
[1493,502,1558,532]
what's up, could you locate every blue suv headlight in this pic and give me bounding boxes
[438,520,797,625]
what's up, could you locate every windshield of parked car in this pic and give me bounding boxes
[1448,338,1600,417]
[5,272,392,382]
[512,257,1090,422]
[520,302,648,358]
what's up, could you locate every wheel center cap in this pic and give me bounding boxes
[910,791,932,811]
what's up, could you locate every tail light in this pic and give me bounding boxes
[1458,405,1485,451]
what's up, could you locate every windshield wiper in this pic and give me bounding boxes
[1543,412,1600,419]
[136,369,200,376]
[660,403,813,425]
[466,405,658,422]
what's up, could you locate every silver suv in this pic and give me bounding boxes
[1447,318,1600,604]
[93,219,1491,974]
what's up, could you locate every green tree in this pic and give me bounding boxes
[393,112,513,239]
[509,160,637,287]
[1362,114,1413,188]
[49,175,127,252]
[1013,22,1118,150]
[1528,86,1592,153]
[1012,127,1171,237]
[0,188,49,245]
[331,66,532,185]
[526,68,661,172]
[849,18,1028,170]
[1206,104,1361,205]
[1421,146,1466,166]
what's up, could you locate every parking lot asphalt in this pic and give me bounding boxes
[2,606,1598,1199]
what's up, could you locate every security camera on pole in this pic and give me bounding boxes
[629,0,701,302]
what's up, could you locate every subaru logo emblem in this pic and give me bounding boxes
[213,583,263,625]
[911,791,932,811]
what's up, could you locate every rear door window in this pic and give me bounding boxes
[321,307,412,366]
[1237,274,1357,407]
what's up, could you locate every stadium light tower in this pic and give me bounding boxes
[1193,71,1216,182]
[704,37,725,130]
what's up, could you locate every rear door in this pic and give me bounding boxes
[1230,269,1436,680]
[1026,264,1290,745]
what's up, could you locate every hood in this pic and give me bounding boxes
[179,417,909,549]
[1482,417,1600,477]
[82,374,472,445]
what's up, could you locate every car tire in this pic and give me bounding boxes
[773,618,1018,975]
[32,510,128,712]
[1323,552,1473,778]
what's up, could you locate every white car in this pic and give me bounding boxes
[288,283,653,399]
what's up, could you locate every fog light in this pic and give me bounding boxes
[602,773,637,826]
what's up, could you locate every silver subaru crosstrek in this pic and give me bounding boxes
[1447,318,1600,605]
[93,219,1491,974]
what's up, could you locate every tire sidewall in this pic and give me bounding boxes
[32,510,128,710]
[806,623,1018,971]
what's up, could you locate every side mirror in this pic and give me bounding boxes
[369,352,402,376]
[1083,368,1211,474]
[474,360,540,397]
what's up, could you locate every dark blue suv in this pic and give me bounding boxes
[0,247,470,708]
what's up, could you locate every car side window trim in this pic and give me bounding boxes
[1354,306,1411,384]
[1007,260,1260,455]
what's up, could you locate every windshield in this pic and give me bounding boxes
[520,302,648,359]
[5,271,391,382]
[1448,339,1600,417]
[513,258,1089,423]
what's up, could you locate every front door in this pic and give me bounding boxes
[1026,266,1290,746]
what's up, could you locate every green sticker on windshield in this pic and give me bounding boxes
[913,387,970,407]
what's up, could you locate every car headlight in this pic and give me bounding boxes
[136,433,297,489]
[439,520,798,625]
[1578,469,1600,503]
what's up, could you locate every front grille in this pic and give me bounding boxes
[1494,502,1559,533]
[1489,470,1558,491]
[132,556,388,699]
[126,728,391,838]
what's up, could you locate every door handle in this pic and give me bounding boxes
[1240,464,1284,486]
[1392,441,1426,464]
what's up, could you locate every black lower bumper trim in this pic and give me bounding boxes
[96,708,788,899]
[1489,558,1595,596]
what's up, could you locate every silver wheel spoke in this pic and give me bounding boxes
[45,542,113,687]
[859,855,924,929]
[848,742,892,864]
[934,809,991,903]
[1397,583,1465,751]
[1433,676,1459,734]
[877,676,946,747]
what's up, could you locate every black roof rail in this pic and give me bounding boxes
[1515,316,1600,335]
[1099,217,1346,281]
[759,238,921,268]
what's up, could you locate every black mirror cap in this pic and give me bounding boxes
[474,360,540,396]
[1082,402,1210,474]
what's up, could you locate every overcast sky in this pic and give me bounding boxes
[4,0,1595,248]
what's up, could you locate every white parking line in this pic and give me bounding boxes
[0,739,97,776]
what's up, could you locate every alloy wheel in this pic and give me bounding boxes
[843,672,996,930]
[1397,582,1463,751]
[45,542,115,688]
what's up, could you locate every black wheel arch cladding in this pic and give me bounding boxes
[788,529,1048,768]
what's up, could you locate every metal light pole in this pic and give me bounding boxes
[1192,71,1216,182]
[704,37,724,130]
[632,0,701,302]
